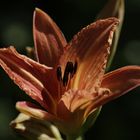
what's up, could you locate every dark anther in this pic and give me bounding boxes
[56,66,62,81]
[63,71,69,86]
[57,61,78,86]
[67,62,74,74]
[73,61,78,74]
[63,62,73,86]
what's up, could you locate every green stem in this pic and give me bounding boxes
[66,135,84,140]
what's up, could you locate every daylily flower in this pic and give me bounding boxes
[0,8,140,139]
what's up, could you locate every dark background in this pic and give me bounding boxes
[0,0,140,140]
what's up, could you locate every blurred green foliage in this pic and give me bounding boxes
[0,0,140,140]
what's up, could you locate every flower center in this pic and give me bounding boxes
[56,61,77,86]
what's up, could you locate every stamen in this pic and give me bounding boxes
[67,62,74,74]
[56,61,78,87]
[63,71,69,86]
[73,61,78,74]
[63,62,73,86]
[56,66,62,81]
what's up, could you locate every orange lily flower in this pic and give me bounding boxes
[0,9,140,137]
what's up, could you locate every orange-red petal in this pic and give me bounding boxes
[84,66,140,117]
[16,101,58,122]
[57,89,96,125]
[101,66,140,95]
[60,18,119,90]
[59,89,95,113]
[33,8,67,67]
[96,0,125,69]
[0,47,56,113]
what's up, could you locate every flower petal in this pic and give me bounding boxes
[16,101,58,122]
[57,90,100,135]
[0,47,57,113]
[60,18,119,90]
[84,66,140,117]
[57,89,97,122]
[59,90,94,112]
[101,66,140,95]
[96,0,125,69]
[33,8,67,67]
[57,95,88,135]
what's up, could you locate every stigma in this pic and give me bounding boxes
[56,61,78,86]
